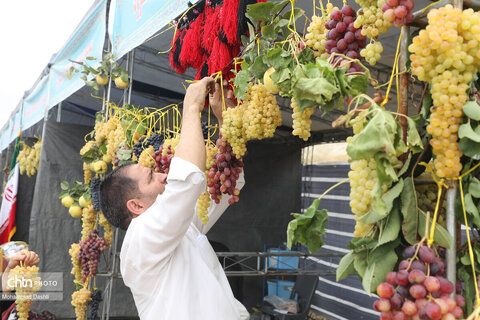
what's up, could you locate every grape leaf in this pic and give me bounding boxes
[459,122,480,142]
[377,205,401,246]
[346,74,369,97]
[246,2,277,23]
[463,272,475,315]
[464,193,480,226]
[459,136,480,158]
[270,68,292,96]
[249,55,269,79]
[297,47,315,65]
[336,252,356,281]
[360,179,404,224]
[362,245,398,293]
[468,177,480,198]
[233,70,252,100]
[401,177,418,245]
[263,47,292,70]
[347,237,377,251]
[286,198,328,253]
[281,7,304,21]
[261,23,277,40]
[346,107,398,162]
[60,181,70,191]
[463,101,480,120]
[353,253,367,279]
[406,117,423,153]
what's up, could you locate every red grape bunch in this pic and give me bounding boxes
[78,230,108,283]
[207,135,244,205]
[382,0,415,27]
[153,136,180,174]
[324,4,367,74]
[374,243,465,320]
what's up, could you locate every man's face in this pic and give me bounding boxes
[125,164,168,209]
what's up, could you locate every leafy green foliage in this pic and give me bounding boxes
[287,198,328,253]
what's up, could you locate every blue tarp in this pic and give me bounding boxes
[22,75,49,133]
[48,0,107,109]
[111,0,194,59]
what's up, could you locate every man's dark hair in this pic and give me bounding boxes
[99,163,140,230]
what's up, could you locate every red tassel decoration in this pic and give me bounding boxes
[221,0,240,45]
[169,28,187,74]
[202,5,221,53]
[179,12,204,69]
[208,37,234,74]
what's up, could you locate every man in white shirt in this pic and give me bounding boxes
[99,77,250,320]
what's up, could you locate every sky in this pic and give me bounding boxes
[0,1,95,131]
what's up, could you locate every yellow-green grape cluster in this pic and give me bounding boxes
[17,145,30,175]
[409,5,480,178]
[18,140,42,177]
[138,145,155,168]
[71,287,92,320]
[291,98,315,141]
[348,158,378,237]
[221,103,247,157]
[161,135,180,156]
[25,140,41,177]
[105,121,125,164]
[305,3,336,58]
[197,144,218,224]
[415,173,446,228]
[94,121,107,146]
[346,116,391,238]
[354,0,391,40]
[196,191,211,225]
[360,41,383,65]
[243,83,282,140]
[83,162,92,185]
[99,212,113,247]
[7,265,42,320]
[69,243,82,284]
[81,204,96,241]
[80,141,95,156]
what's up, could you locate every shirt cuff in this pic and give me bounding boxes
[167,156,205,182]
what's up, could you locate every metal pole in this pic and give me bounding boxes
[122,53,130,107]
[56,102,62,123]
[446,181,457,296]
[444,0,463,299]
[105,228,119,320]
[127,49,135,105]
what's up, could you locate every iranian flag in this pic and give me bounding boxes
[0,137,20,244]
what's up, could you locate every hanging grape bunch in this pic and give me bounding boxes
[381,0,415,27]
[88,289,102,320]
[305,3,337,59]
[207,135,244,205]
[409,5,480,178]
[374,243,464,319]
[78,230,108,283]
[325,4,366,73]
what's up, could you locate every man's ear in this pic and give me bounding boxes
[126,198,146,217]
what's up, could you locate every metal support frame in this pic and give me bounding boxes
[99,49,135,320]
[96,251,341,279]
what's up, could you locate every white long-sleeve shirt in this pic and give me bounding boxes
[120,157,249,320]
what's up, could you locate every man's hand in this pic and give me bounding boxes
[7,250,40,269]
[183,77,216,113]
[209,80,236,127]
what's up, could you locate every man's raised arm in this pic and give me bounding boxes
[175,77,216,170]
